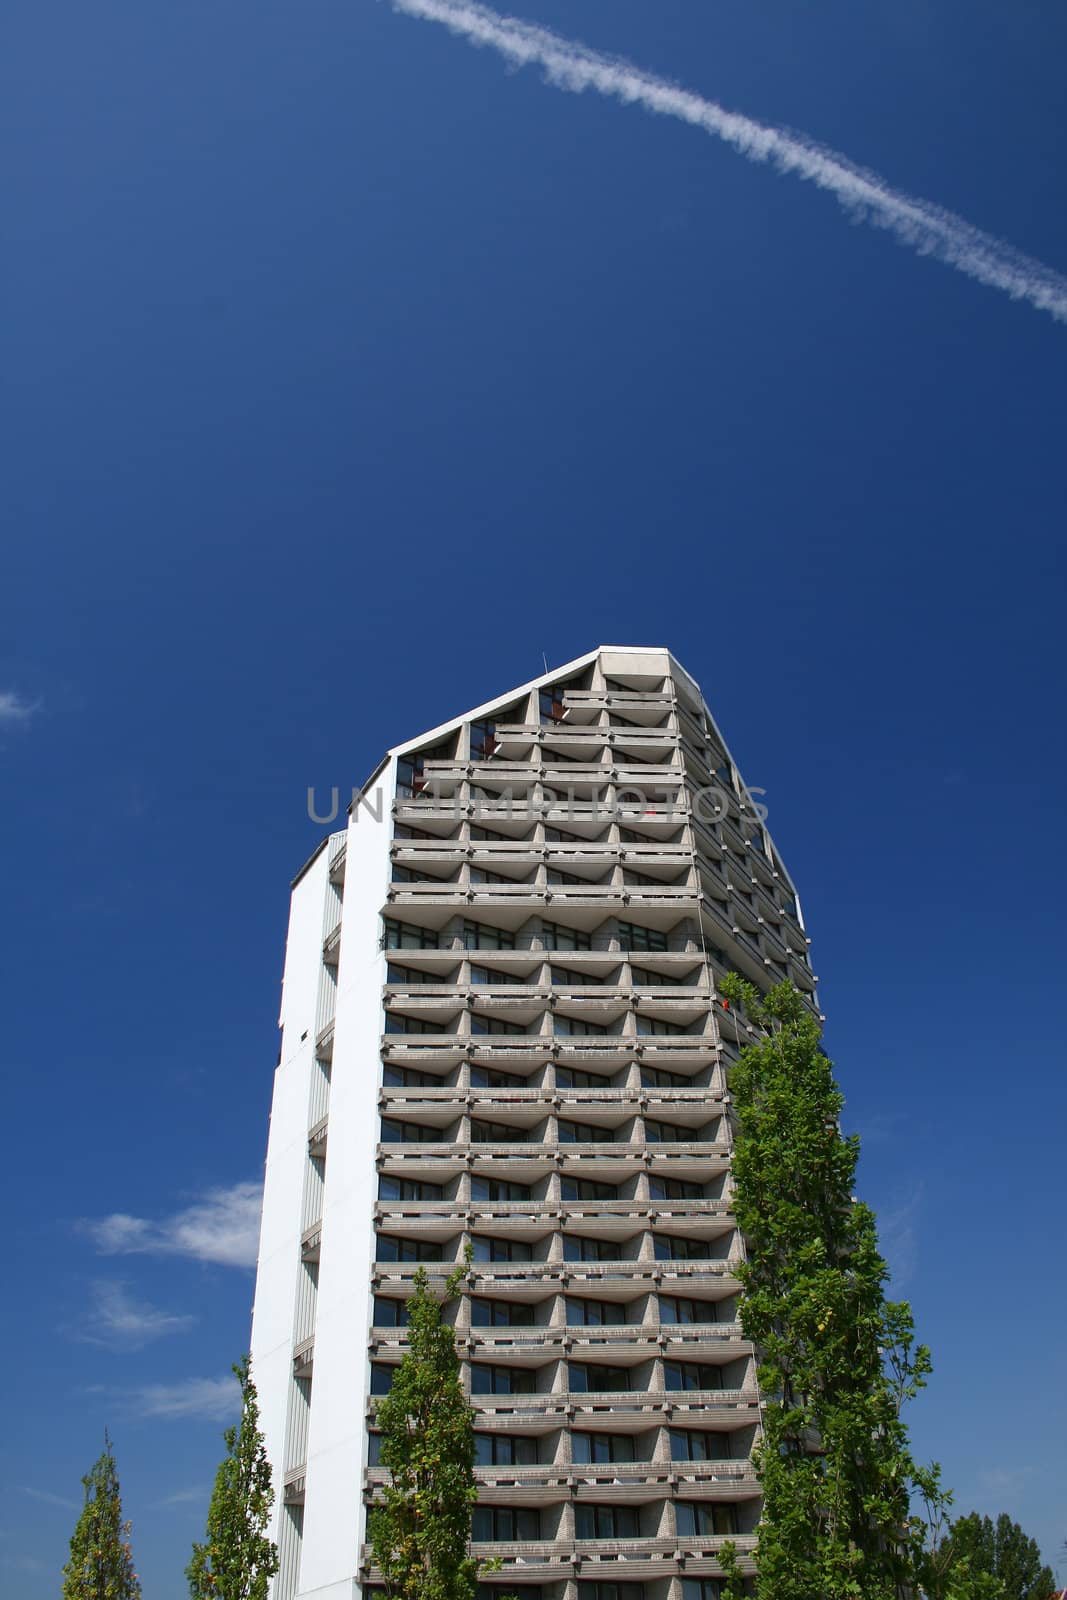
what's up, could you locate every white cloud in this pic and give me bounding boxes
[0,691,36,725]
[879,1183,924,1287]
[83,1180,262,1270]
[150,1485,209,1510]
[18,1486,80,1512]
[128,1376,238,1422]
[76,1281,195,1349]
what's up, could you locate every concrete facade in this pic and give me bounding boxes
[250,646,818,1600]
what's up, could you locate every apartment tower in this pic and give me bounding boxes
[250,645,817,1600]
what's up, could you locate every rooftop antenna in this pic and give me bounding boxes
[542,652,549,675]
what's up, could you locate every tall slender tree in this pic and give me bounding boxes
[938,1513,1054,1600]
[62,1433,141,1600]
[714,975,959,1600]
[368,1258,486,1600]
[187,1354,279,1600]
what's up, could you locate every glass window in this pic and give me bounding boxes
[470,965,527,986]
[463,921,516,951]
[554,1015,609,1036]
[470,720,499,762]
[562,1178,619,1201]
[471,1177,531,1201]
[471,1236,533,1262]
[378,1176,444,1201]
[539,687,565,724]
[541,921,592,952]
[383,918,443,951]
[568,1363,631,1393]
[571,1433,636,1464]
[372,1297,410,1327]
[380,1117,440,1142]
[469,1364,536,1395]
[470,1065,527,1088]
[660,1295,718,1325]
[618,922,668,952]
[475,1434,539,1465]
[471,1120,529,1144]
[653,1236,713,1261]
[637,1016,690,1036]
[471,1299,538,1327]
[644,1119,689,1143]
[577,1585,644,1600]
[567,1298,632,1326]
[556,1065,612,1088]
[563,1236,619,1262]
[369,1363,393,1395]
[472,1506,541,1542]
[382,1064,439,1087]
[470,1015,527,1036]
[670,1430,732,1462]
[682,1582,724,1600]
[663,1361,724,1392]
[558,1120,609,1144]
[676,1502,737,1537]
[641,1066,691,1087]
[575,1506,639,1540]
[375,1236,443,1263]
[649,1177,704,1200]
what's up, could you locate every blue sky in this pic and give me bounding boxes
[2,0,1065,1592]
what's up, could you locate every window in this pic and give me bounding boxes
[472,1236,533,1262]
[470,719,499,761]
[471,866,525,886]
[571,1433,636,1464]
[475,1434,539,1465]
[676,1502,737,1537]
[383,918,444,951]
[539,687,565,724]
[563,1236,619,1262]
[663,1361,724,1392]
[567,1298,633,1327]
[470,825,514,842]
[367,1434,383,1466]
[370,1363,394,1395]
[641,1066,691,1087]
[471,1299,538,1327]
[541,921,591,952]
[556,1065,612,1089]
[471,1177,531,1201]
[547,868,589,886]
[660,1295,718,1325]
[653,1236,714,1261]
[631,966,692,986]
[382,1064,439,1087]
[649,1176,704,1201]
[470,965,527,986]
[682,1583,724,1600]
[637,1016,690,1036]
[375,1236,443,1263]
[470,1064,527,1088]
[670,1430,732,1462]
[463,921,516,951]
[393,824,436,841]
[387,961,431,985]
[554,1015,609,1036]
[384,1013,448,1036]
[558,1120,610,1144]
[472,1506,540,1542]
[618,922,668,952]
[378,1176,444,1201]
[544,826,588,844]
[470,1364,535,1394]
[569,1363,632,1393]
[575,1506,639,1540]
[471,1015,527,1036]
[380,1118,440,1143]
[644,1119,689,1143]
[552,965,611,988]
[372,1297,410,1327]
[577,1585,644,1600]
[562,1178,619,1201]
[471,1120,529,1144]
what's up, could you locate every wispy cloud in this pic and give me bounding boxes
[879,1182,924,1287]
[75,1281,195,1349]
[124,1375,238,1423]
[391,0,1067,324]
[0,690,37,725]
[150,1485,209,1510]
[19,1486,80,1512]
[2,1554,48,1574]
[82,1181,262,1270]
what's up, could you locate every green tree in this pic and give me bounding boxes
[938,1513,1054,1600]
[187,1354,279,1600]
[62,1432,141,1600]
[368,1258,487,1600]
[714,975,957,1600]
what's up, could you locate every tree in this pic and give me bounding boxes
[62,1432,141,1600]
[368,1258,487,1600]
[714,975,956,1600]
[187,1354,279,1600]
[938,1513,1054,1600]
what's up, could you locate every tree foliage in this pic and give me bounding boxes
[62,1433,141,1600]
[187,1355,279,1600]
[938,1513,1054,1600]
[714,975,973,1600]
[368,1259,488,1600]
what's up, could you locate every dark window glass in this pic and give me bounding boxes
[558,1120,610,1143]
[654,1236,714,1261]
[375,1236,443,1263]
[471,1177,532,1202]
[471,1236,533,1262]
[372,1297,410,1327]
[682,1583,724,1600]
[649,1176,704,1200]
[554,1015,609,1036]
[569,1363,632,1393]
[571,1433,637,1464]
[676,1502,737,1537]
[370,1363,393,1395]
[575,1506,639,1539]
[471,1016,527,1036]
[471,1299,538,1327]
[562,1178,619,1201]
[469,1364,536,1395]
[542,922,591,952]
[383,919,443,951]
[563,1236,619,1262]
[663,1361,724,1391]
[660,1296,718,1325]
[470,1065,527,1088]
[556,1065,612,1088]
[471,1120,530,1144]
[577,1586,644,1600]
[378,1176,444,1201]
[380,1117,441,1142]
[670,1429,732,1462]
[474,1434,539,1465]
[463,922,516,951]
[470,720,499,762]
[472,1506,541,1542]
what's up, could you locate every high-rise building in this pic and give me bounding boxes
[250,646,817,1600]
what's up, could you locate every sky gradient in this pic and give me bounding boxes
[2,1,1065,1593]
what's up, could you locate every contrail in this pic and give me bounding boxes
[390,0,1067,325]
